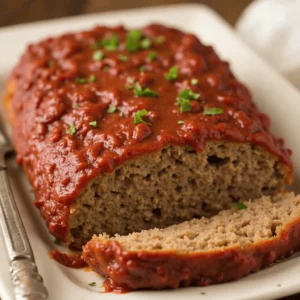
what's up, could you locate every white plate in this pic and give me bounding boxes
[1,4,300,300]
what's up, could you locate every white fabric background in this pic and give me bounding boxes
[236,0,300,90]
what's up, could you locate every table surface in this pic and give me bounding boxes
[0,1,299,299]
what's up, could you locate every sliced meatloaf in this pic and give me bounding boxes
[4,24,292,249]
[82,193,300,291]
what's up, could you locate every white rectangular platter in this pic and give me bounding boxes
[0,4,300,300]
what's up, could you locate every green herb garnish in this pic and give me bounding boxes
[107,106,117,113]
[68,124,76,135]
[103,66,110,72]
[233,202,247,210]
[200,292,206,295]
[140,38,152,49]
[101,33,119,51]
[75,77,88,84]
[126,77,135,89]
[126,30,143,52]
[133,109,150,125]
[88,282,97,287]
[89,75,96,82]
[148,52,157,61]
[191,78,199,85]
[203,108,223,116]
[133,83,158,98]
[176,88,200,112]
[155,36,165,44]
[165,66,178,81]
[89,121,97,127]
[54,238,60,245]
[139,65,146,72]
[177,120,184,125]
[93,50,105,61]
[118,54,128,62]
[48,60,55,67]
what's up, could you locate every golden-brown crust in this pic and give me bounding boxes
[82,217,300,291]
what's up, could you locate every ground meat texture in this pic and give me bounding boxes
[4,24,292,248]
[82,193,300,291]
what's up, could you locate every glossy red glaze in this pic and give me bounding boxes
[82,219,300,291]
[8,24,292,240]
[49,249,87,268]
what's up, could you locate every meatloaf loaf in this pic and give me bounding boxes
[4,24,292,249]
[83,193,300,291]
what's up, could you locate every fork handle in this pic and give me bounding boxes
[10,259,48,300]
[0,160,48,299]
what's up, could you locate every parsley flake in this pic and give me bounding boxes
[107,106,117,113]
[89,75,96,83]
[165,66,178,81]
[133,83,158,98]
[148,52,157,61]
[233,202,248,210]
[103,66,110,72]
[133,109,150,125]
[139,65,146,72]
[191,78,199,85]
[118,54,128,62]
[126,77,135,89]
[203,108,223,116]
[126,30,142,52]
[68,124,76,135]
[140,38,152,49]
[75,77,88,84]
[155,36,165,44]
[88,282,97,287]
[48,60,55,67]
[176,88,200,112]
[54,238,60,245]
[93,50,105,61]
[177,120,184,125]
[89,121,97,127]
[101,33,119,51]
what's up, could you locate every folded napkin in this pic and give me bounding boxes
[236,0,300,90]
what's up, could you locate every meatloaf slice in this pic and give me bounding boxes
[5,24,292,248]
[82,193,300,291]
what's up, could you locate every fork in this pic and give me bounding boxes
[0,128,48,300]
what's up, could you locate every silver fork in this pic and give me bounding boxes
[0,128,48,300]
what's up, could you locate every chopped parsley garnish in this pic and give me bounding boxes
[191,78,199,85]
[177,120,184,125]
[133,109,150,125]
[133,83,158,98]
[75,77,88,84]
[54,238,60,245]
[107,106,117,113]
[68,124,76,135]
[148,52,157,61]
[103,66,110,72]
[88,282,97,287]
[75,75,96,84]
[233,202,247,210]
[139,65,146,72]
[101,33,119,51]
[91,40,102,49]
[140,38,152,49]
[118,54,128,62]
[155,35,165,44]
[93,50,105,61]
[126,77,135,89]
[126,30,143,52]
[89,121,97,127]
[165,66,178,81]
[176,88,200,112]
[48,60,55,67]
[89,75,96,82]
[203,107,223,116]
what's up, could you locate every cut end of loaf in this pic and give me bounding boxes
[82,192,300,291]
[68,141,288,248]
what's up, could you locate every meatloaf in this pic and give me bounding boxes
[4,24,292,249]
[83,193,300,291]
